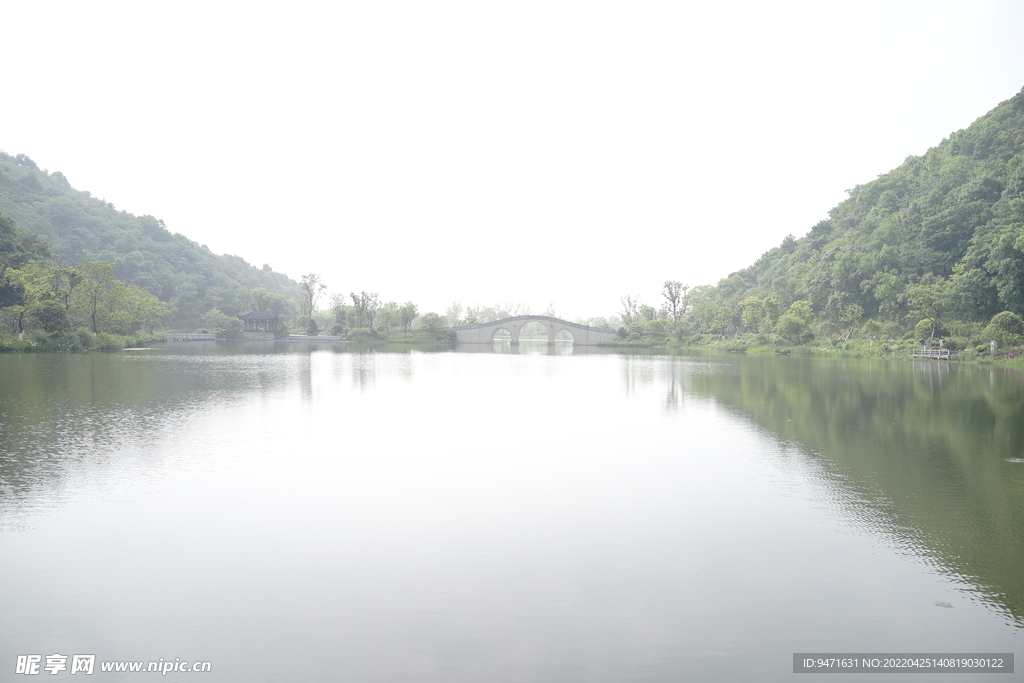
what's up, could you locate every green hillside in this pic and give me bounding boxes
[719,87,1024,317]
[668,87,1024,349]
[0,151,298,328]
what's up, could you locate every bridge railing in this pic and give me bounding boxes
[451,315,616,333]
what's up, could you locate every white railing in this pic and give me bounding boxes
[910,348,951,359]
[166,334,217,341]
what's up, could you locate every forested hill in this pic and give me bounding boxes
[0,151,298,327]
[709,86,1024,324]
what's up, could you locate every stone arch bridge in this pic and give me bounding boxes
[453,316,620,346]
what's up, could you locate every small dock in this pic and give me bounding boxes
[911,348,951,360]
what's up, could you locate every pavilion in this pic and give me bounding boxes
[238,311,278,334]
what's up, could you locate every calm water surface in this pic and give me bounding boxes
[1,344,1021,682]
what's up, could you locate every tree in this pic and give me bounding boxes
[14,153,39,170]
[762,297,780,331]
[299,273,326,317]
[3,262,53,333]
[52,267,83,311]
[328,292,347,325]
[689,285,717,334]
[739,296,765,333]
[377,302,400,331]
[908,278,952,342]
[251,287,290,315]
[398,301,418,332]
[350,291,380,329]
[621,295,641,325]
[445,301,463,328]
[118,284,168,333]
[787,300,813,323]
[711,303,736,338]
[95,281,165,335]
[420,312,446,333]
[72,260,117,334]
[776,300,814,345]
[837,303,864,341]
[662,281,688,322]
[33,299,71,334]
[776,315,807,344]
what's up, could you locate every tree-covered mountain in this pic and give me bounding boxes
[697,86,1024,337]
[0,151,298,328]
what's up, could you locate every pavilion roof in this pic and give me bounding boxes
[237,311,279,321]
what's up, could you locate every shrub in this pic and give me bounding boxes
[860,319,883,339]
[980,311,1024,346]
[200,309,243,338]
[95,333,122,350]
[34,299,72,334]
[0,337,32,352]
[419,312,447,333]
[991,311,1024,335]
[76,328,94,349]
[626,322,647,338]
[645,319,669,335]
[346,328,382,342]
[45,332,87,352]
[720,339,748,352]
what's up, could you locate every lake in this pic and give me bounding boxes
[1,343,1021,681]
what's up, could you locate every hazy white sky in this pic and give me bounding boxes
[4,1,1024,319]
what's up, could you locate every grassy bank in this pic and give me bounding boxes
[0,330,165,353]
[602,332,1024,364]
[321,328,456,345]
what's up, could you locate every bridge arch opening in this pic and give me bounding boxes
[554,329,574,343]
[519,321,549,341]
[492,327,513,343]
